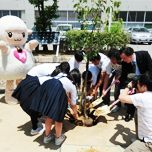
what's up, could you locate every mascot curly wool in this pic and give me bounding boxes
[0,15,38,105]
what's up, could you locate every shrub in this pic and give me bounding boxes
[65,30,130,52]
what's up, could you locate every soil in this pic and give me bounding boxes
[77,147,112,152]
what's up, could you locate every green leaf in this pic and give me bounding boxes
[73,3,79,8]
[72,44,75,49]
[116,9,120,14]
[106,7,110,13]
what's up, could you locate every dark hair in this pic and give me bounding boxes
[138,71,152,91]
[108,48,121,60]
[82,71,92,82]
[51,62,70,77]
[74,51,83,62]
[90,53,101,61]
[119,47,134,57]
[67,69,81,88]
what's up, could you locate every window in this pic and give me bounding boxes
[70,22,81,28]
[114,11,152,31]
[145,24,152,29]
[87,12,101,22]
[3,10,9,16]
[132,27,149,32]
[128,11,136,22]
[0,10,22,18]
[52,22,58,27]
[54,11,67,21]
[136,11,144,22]
[11,10,18,16]
[119,11,127,21]
[40,10,83,28]
[145,12,152,22]
[35,10,39,18]
[87,14,93,21]
[59,11,67,21]
[68,11,79,21]
[68,11,75,21]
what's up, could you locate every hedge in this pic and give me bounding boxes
[64,30,131,52]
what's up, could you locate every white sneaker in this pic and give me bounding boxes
[55,134,66,145]
[43,133,55,144]
[30,127,45,135]
[38,115,46,123]
[37,120,45,128]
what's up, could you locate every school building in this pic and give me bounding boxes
[0,0,152,31]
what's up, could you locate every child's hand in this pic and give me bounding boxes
[73,113,78,119]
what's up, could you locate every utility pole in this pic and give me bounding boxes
[108,1,112,31]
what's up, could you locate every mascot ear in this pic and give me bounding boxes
[28,29,33,35]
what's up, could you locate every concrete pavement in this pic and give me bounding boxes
[0,44,152,152]
[0,91,133,152]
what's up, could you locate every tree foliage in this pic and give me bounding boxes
[73,0,121,54]
[72,0,121,117]
[65,30,130,52]
[28,0,59,31]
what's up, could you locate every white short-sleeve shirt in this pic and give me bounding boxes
[96,53,111,74]
[38,73,77,105]
[28,63,60,77]
[131,91,152,142]
[68,56,82,71]
[82,64,100,85]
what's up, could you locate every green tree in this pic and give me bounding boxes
[73,0,121,121]
[29,0,59,31]
[28,0,60,51]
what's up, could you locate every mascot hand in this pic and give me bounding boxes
[0,40,9,54]
[28,40,38,51]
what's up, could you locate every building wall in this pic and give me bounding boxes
[0,0,152,30]
[119,0,152,11]
[0,0,34,29]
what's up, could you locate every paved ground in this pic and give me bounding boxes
[0,44,152,152]
[0,92,134,152]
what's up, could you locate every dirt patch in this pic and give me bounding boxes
[77,147,112,152]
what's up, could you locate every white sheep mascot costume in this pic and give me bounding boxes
[0,15,38,105]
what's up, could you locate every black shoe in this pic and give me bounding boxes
[125,114,133,122]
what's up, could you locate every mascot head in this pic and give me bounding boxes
[0,15,32,47]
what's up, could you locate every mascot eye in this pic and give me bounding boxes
[22,32,25,38]
[8,32,12,38]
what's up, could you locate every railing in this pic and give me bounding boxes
[27,31,60,56]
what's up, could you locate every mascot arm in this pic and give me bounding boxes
[25,40,38,52]
[0,40,9,54]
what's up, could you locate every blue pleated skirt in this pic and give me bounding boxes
[12,75,40,115]
[30,78,68,123]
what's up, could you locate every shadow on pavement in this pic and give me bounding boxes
[107,103,127,121]
[17,121,32,136]
[19,119,77,150]
[109,124,135,148]
[17,120,60,150]
[0,96,5,104]
[0,89,5,94]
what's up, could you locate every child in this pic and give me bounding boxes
[68,51,84,71]
[82,64,100,95]
[12,62,70,135]
[30,69,81,145]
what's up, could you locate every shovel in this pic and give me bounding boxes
[88,78,120,109]
[93,88,136,116]
[93,99,120,116]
